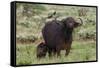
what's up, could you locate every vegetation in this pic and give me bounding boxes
[16,41,96,65]
[16,3,97,65]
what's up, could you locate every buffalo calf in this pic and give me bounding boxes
[36,42,47,58]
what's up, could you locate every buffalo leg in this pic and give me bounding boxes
[53,49,56,56]
[57,50,61,57]
[65,46,71,56]
[56,47,61,57]
[48,49,52,57]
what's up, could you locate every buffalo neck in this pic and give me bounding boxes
[64,27,73,42]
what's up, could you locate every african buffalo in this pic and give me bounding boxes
[42,17,83,57]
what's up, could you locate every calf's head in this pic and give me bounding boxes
[37,42,47,58]
[62,17,83,29]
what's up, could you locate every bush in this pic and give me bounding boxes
[16,35,37,43]
[77,27,96,40]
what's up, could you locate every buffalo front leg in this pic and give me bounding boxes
[56,47,61,57]
[65,45,71,56]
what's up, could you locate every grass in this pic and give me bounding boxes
[16,40,96,65]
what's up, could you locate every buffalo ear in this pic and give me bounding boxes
[74,22,80,28]
[61,19,66,26]
[61,19,66,23]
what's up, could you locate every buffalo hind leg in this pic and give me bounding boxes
[57,50,61,57]
[52,49,57,57]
